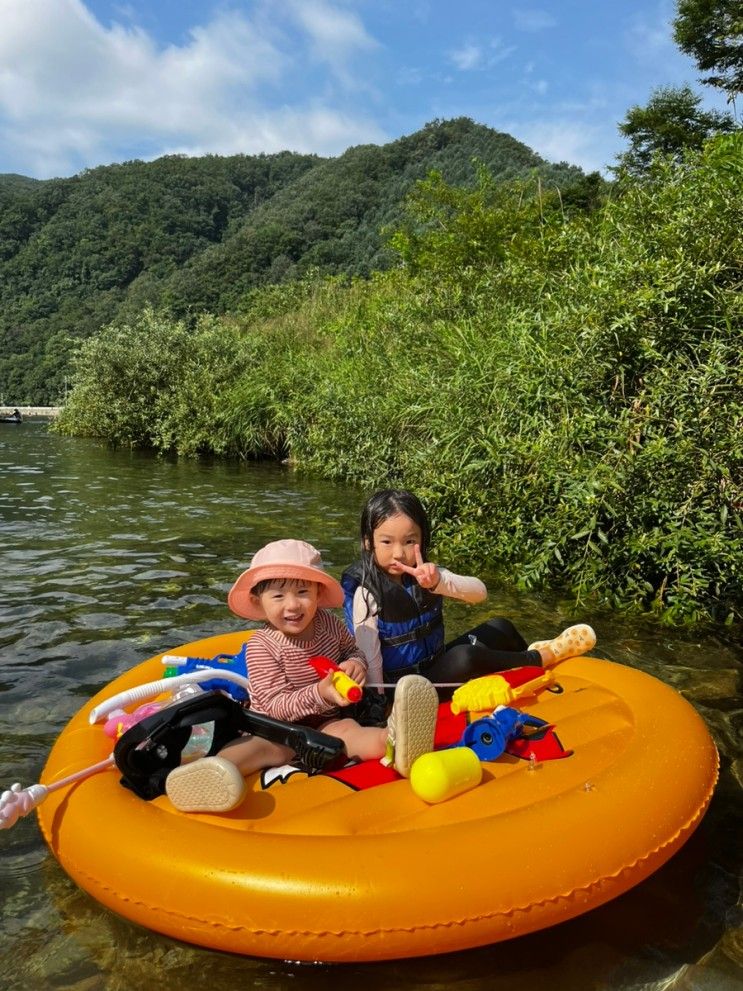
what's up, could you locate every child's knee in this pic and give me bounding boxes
[442,644,479,681]
[324,718,386,760]
[477,617,527,651]
[323,717,364,742]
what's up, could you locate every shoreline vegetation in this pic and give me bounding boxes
[55,136,742,627]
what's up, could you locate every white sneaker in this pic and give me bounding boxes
[165,756,246,812]
[385,675,438,777]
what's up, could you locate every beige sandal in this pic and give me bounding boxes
[528,624,596,665]
[384,675,438,777]
[165,756,246,813]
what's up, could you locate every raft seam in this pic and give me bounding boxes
[65,771,716,939]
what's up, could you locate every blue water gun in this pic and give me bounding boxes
[457,706,549,761]
[162,642,249,701]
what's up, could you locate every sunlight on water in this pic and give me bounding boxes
[0,422,740,990]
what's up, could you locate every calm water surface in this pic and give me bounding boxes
[1,422,741,991]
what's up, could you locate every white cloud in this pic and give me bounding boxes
[0,2,282,119]
[449,38,515,71]
[513,9,558,32]
[282,0,380,96]
[449,43,484,71]
[625,2,681,64]
[628,25,672,63]
[286,0,378,63]
[0,0,386,177]
[170,106,387,161]
[509,119,608,173]
[489,38,517,64]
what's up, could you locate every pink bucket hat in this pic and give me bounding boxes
[227,539,344,620]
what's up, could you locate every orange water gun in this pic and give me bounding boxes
[308,656,363,702]
[450,670,554,715]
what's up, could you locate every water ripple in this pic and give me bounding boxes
[0,422,740,990]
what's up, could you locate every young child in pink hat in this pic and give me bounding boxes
[165,539,438,813]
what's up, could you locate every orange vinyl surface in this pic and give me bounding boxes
[37,632,718,962]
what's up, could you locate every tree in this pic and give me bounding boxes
[614,85,736,176]
[674,0,743,101]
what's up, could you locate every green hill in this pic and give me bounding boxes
[0,118,592,404]
[0,173,41,195]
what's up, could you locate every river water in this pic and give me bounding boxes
[0,421,740,991]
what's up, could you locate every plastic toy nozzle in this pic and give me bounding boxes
[308,656,363,702]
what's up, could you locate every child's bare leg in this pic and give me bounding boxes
[322,719,387,762]
[218,735,295,776]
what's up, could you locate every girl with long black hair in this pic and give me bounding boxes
[341,489,595,699]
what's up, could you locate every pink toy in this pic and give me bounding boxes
[103,702,164,739]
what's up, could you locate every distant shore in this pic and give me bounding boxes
[0,406,62,417]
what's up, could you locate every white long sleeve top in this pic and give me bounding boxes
[350,568,487,687]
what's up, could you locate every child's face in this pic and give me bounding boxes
[369,512,423,580]
[251,579,320,638]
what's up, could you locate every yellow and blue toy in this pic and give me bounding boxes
[458,705,549,761]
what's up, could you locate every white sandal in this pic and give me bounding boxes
[385,675,438,777]
[165,756,246,813]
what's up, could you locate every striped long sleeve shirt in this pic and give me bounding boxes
[246,609,367,726]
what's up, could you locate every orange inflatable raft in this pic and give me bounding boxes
[37,631,718,962]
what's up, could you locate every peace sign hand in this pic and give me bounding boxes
[395,544,441,591]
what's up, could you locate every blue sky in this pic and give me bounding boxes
[0,0,730,179]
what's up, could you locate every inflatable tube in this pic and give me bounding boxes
[37,632,718,962]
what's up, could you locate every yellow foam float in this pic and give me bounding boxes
[37,631,718,962]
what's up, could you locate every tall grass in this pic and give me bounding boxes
[56,137,743,624]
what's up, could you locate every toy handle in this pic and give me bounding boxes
[308,656,363,703]
[88,669,251,724]
[512,670,555,700]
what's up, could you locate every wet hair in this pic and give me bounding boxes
[357,489,431,613]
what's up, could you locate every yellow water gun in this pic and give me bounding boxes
[450,670,554,715]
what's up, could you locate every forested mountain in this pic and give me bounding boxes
[0,174,41,195]
[0,118,592,403]
[0,151,321,402]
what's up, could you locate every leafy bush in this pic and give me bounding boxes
[55,309,249,456]
[58,135,743,624]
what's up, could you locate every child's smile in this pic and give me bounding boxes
[253,581,319,639]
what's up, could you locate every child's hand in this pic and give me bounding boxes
[395,545,441,591]
[317,672,349,707]
[339,658,366,686]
